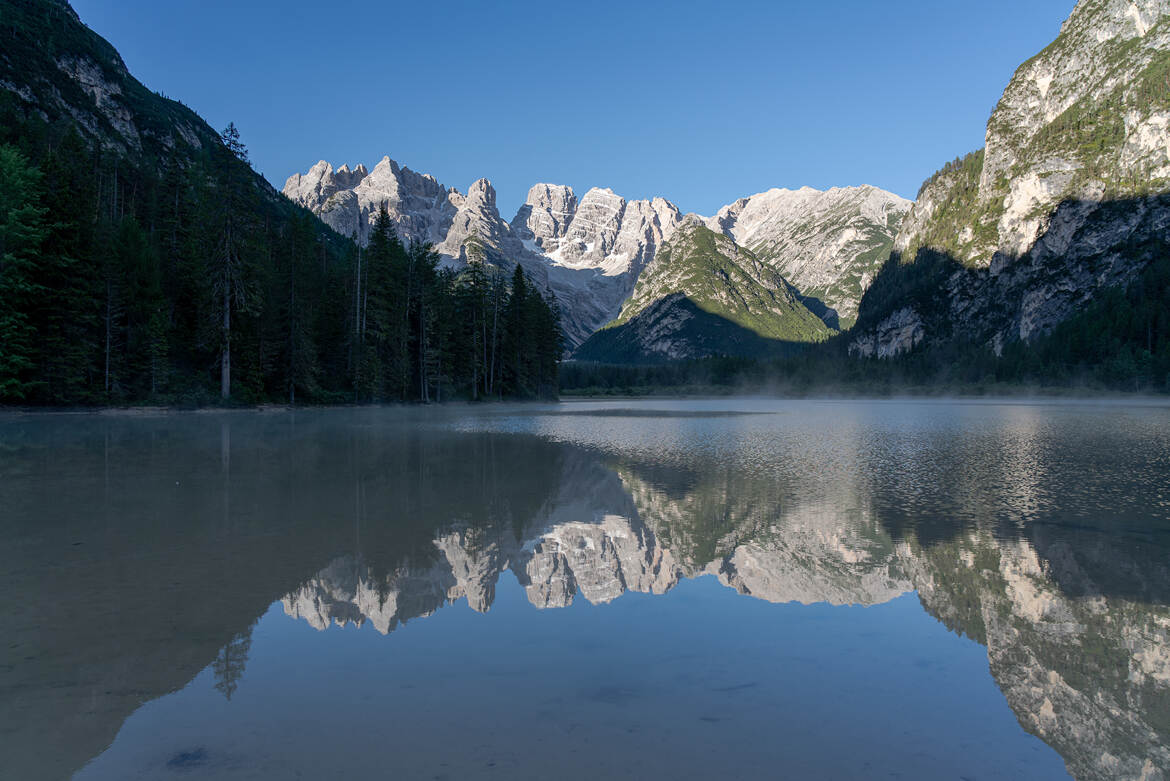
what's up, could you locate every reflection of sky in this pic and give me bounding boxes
[77,578,1070,781]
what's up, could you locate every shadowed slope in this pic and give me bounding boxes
[575,221,833,363]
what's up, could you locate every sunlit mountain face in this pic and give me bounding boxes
[3,401,1168,780]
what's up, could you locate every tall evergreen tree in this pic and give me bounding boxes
[502,264,531,397]
[212,122,258,400]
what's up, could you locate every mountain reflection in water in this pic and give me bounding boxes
[2,401,1168,781]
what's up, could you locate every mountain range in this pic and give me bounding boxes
[2,0,1167,387]
[283,160,910,353]
[286,0,1170,369]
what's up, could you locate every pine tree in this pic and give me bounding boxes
[502,264,531,397]
[408,242,440,402]
[535,286,564,397]
[0,108,570,405]
[459,251,489,400]
[361,206,410,400]
[212,123,259,400]
[212,627,253,701]
[283,212,320,403]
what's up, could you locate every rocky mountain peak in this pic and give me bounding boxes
[510,183,578,251]
[467,177,496,207]
[705,185,911,327]
[283,157,905,347]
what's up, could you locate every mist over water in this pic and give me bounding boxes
[3,399,1169,780]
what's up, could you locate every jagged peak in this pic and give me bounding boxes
[582,186,622,200]
[369,155,403,176]
[526,182,577,203]
[468,177,495,201]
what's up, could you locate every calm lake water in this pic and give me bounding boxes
[3,399,1170,780]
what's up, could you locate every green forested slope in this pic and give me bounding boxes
[0,0,561,404]
[575,222,832,363]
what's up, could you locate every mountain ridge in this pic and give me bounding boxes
[573,220,833,363]
[283,159,908,350]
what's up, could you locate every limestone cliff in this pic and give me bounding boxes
[853,0,1170,358]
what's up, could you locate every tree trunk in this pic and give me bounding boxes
[104,278,111,397]
[403,258,413,401]
[354,242,362,340]
[419,301,427,403]
[489,282,499,397]
[221,282,231,400]
[290,233,296,406]
[481,300,488,399]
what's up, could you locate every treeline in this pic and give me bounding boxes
[0,117,561,406]
[995,251,1170,390]
[353,211,562,403]
[563,257,1170,396]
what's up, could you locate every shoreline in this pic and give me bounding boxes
[559,384,1170,402]
[3,388,1170,416]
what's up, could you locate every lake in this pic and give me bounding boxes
[3,399,1169,780]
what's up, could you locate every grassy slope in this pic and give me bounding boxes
[575,224,832,363]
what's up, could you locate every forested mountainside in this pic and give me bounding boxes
[573,220,832,363]
[571,0,1170,389]
[850,0,1170,388]
[0,0,560,405]
[5,0,1168,399]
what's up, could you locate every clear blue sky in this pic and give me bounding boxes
[72,0,1075,216]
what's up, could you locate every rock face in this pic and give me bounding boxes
[0,0,228,160]
[853,0,1170,356]
[512,185,682,278]
[849,307,925,359]
[574,220,833,363]
[707,186,911,328]
[526,186,684,347]
[510,183,578,252]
